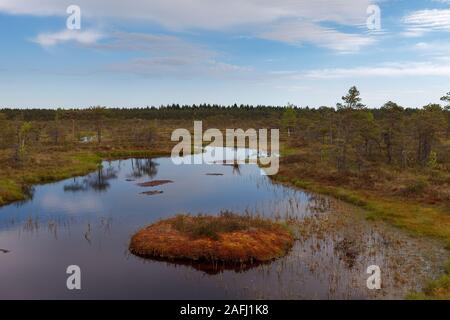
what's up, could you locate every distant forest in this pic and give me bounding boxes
[1,87,449,171]
[0,103,430,121]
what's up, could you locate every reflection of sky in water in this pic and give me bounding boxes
[40,193,104,214]
[0,149,342,299]
[0,150,321,230]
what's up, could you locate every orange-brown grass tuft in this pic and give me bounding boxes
[129,212,294,264]
[137,180,173,187]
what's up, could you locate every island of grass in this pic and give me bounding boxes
[129,212,294,266]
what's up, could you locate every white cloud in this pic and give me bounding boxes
[104,56,252,78]
[0,0,375,52]
[90,32,214,60]
[41,193,102,214]
[260,20,375,53]
[0,0,373,28]
[403,9,450,37]
[28,29,252,78]
[412,41,450,56]
[84,31,252,77]
[32,29,104,46]
[304,62,450,79]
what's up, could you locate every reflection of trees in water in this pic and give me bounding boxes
[63,165,118,193]
[13,186,35,207]
[232,162,241,176]
[222,161,241,175]
[62,159,158,192]
[128,159,159,179]
[91,166,118,192]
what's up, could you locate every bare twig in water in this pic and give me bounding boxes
[141,190,163,196]
[84,223,92,245]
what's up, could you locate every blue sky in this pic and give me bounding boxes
[0,0,449,108]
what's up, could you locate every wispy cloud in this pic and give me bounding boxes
[402,9,450,37]
[304,62,450,79]
[104,56,252,78]
[412,41,450,57]
[90,32,214,60]
[2,0,375,52]
[31,29,104,46]
[29,29,253,78]
[260,20,375,53]
[88,31,252,78]
[0,0,373,28]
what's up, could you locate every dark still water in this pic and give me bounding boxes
[0,149,446,299]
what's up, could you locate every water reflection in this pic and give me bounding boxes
[231,162,241,175]
[13,186,35,207]
[134,255,272,275]
[128,158,159,179]
[63,165,118,193]
[0,150,447,299]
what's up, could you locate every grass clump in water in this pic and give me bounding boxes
[170,211,277,241]
[129,211,294,266]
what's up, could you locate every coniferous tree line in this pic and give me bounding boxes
[280,87,449,171]
[0,87,448,170]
